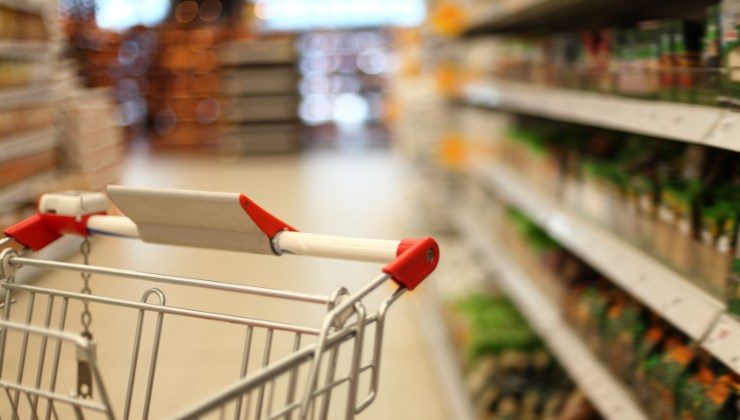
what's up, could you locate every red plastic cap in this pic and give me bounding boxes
[383,237,439,290]
[239,194,297,238]
[3,213,101,251]
[3,214,62,251]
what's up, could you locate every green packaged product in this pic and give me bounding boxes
[720,0,740,105]
[633,319,669,397]
[672,20,704,103]
[659,20,676,101]
[643,336,696,419]
[697,5,723,106]
[675,355,740,419]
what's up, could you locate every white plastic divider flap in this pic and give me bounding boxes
[107,185,286,254]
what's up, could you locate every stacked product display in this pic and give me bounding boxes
[219,36,301,153]
[59,85,125,192]
[0,0,57,229]
[297,30,395,146]
[148,23,226,148]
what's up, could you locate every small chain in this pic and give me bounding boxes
[80,238,92,335]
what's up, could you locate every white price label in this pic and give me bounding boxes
[702,314,740,373]
[705,112,740,152]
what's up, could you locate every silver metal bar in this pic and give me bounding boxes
[5,284,320,335]
[24,390,40,420]
[242,392,251,420]
[0,381,108,412]
[0,297,16,309]
[233,326,254,420]
[355,288,404,413]
[343,303,367,420]
[13,292,36,417]
[0,237,12,247]
[10,257,330,304]
[265,379,276,418]
[254,329,274,418]
[141,290,165,420]
[0,285,14,379]
[4,386,22,420]
[124,289,165,420]
[45,297,68,420]
[72,402,85,420]
[265,401,301,420]
[29,296,55,418]
[173,279,403,420]
[86,348,116,420]
[284,333,302,420]
[311,377,351,399]
[317,345,341,419]
[297,274,391,420]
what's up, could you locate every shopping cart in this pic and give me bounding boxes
[0,186,439,420]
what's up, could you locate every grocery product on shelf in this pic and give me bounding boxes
[458,3,736,106]
[219,36,300,153]
[720,0,740,105]
[148,24,226,148]
[491,115,740,304]
[0,5,48,41]
[446,293,602,420]
[484,200,740,418]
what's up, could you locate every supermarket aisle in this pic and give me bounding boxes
[20,146,450,419]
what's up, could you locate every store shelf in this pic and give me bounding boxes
[462,0,706,35]
[0,84,53,110]
[0,0,45,14]
[416,288,476,420]
[463,0,570,35]
[0,40,50,57]
[0,169,56,214]
[470,159,725,340]
[453,209,649,420]
[461,80,740,153]
[0,127,57,163]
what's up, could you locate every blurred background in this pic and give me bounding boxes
[3,0,740,419]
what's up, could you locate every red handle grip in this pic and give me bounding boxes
[383,237,439,290]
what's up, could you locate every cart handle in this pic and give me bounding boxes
[2,187,439,290]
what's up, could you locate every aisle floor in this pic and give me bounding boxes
[6,147,451,419]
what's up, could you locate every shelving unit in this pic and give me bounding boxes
[462,0,714,35]
[0,40,49,57]
[219,37,301,153]
[466,157,740,373]
[0,0,91,285]
[0,84,53,110]
[416,286,476,420]
[0,128,56,162]
[461,80,740,153]
[453,209,649,420]
[0,0,45,14]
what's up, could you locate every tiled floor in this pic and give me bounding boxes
[3,146,451,419]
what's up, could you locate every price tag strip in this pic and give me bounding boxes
[463,79,730,151]
[454,209,649,420]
